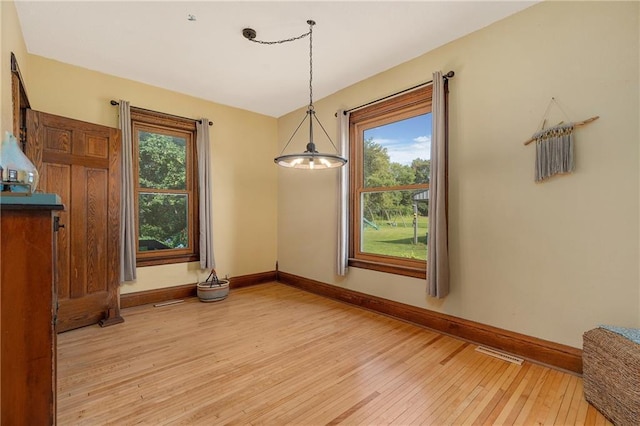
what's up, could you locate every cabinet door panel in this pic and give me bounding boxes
[1,209,57,425]
[45,163,71,299]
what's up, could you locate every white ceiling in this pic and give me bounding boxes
[15,1,537,118]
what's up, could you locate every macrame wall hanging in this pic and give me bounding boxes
[524,98,598,182]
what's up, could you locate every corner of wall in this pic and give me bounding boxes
[1,0,29,133]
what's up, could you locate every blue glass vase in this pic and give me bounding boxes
[0,131,39,193]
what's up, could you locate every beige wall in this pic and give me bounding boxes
[25,55,278,294]
[1,0,29,133]
[1,0,4,130]
[277,1,640,348]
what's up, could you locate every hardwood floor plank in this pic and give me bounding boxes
[478,362,532,425]
[403,346,493,424]
[492,363,542,424]
[523,369,562,424]
[56,283,612,425]
[543,373,573,425]
[349,338,474,425]
[554,375,579,425]
[585,404,600,425]
[447,361,510,424]
[453,362,518,425]
[426,355,495,424]
[360,339,473,425]
[566,379,587,425]
[512,368,552,425]
[326,391,381,425]
[279,333,445,425]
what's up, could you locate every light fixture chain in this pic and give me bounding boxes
[309,22,313,108]
[246,31,311,45]
[243,19,347,168]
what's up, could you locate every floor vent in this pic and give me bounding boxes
[475,346,524,365]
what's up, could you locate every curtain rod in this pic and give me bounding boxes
[341,70,454,115]
[109,100,213,126]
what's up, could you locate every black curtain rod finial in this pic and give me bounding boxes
[342,70,455,115]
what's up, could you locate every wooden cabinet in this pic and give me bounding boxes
[1,198,64,425]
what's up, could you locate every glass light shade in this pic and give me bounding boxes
[275,120,347,170]
[274,152,347,169]
[0,131,39,193]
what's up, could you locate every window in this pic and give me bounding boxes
[349,86,432,278]
[131,109,199,266]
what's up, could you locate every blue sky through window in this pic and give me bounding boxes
[364,113,431,166]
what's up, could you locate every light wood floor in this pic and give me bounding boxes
[57,282,611,425]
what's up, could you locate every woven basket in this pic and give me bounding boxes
[583,328,640,426]
[197,279,229,302]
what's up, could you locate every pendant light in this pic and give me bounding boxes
[243,20,347,169]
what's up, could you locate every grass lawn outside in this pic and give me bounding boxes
[362,215,428,260]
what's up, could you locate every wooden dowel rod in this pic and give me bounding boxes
[523,116,599,145]
[575,115,600,126]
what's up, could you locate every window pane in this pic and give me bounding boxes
[361,190,428,260]
[138,131,187,190]
[363,113,431,187]
[138,193,188,251]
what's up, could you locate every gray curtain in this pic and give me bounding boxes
[119,100,137,282]
[196,119,215,270]
[337,109,350,276]
[427,72,449,298]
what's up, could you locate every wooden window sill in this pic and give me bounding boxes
[348,258,426,279]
